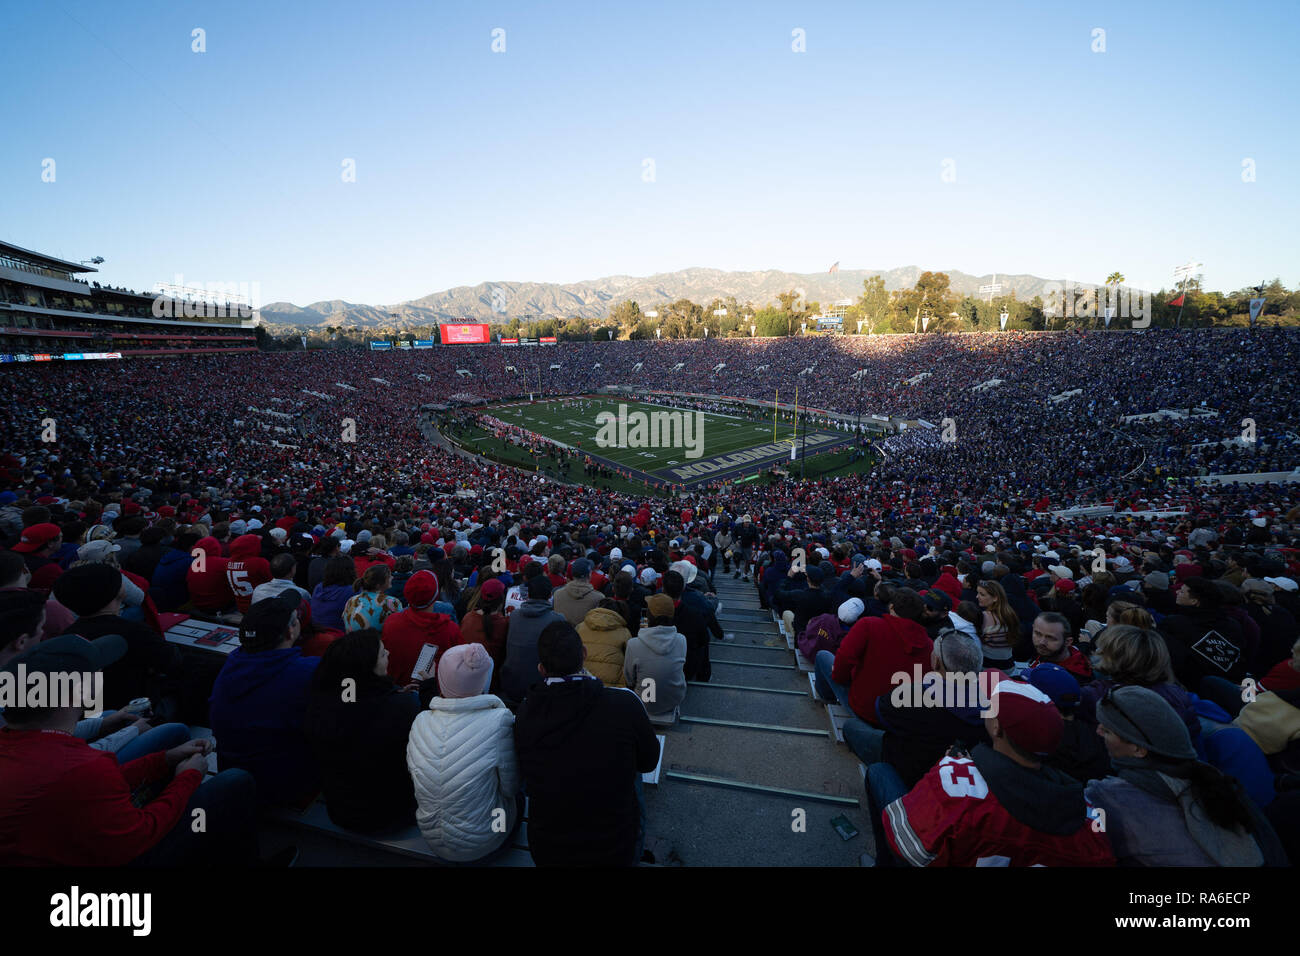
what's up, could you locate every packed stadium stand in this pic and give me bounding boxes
[1,245,1298,868]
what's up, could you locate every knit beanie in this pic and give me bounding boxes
[1096,685,1198,760]
[437,643,494,699]
[1143,571,1169,591]
[53,564,122,616]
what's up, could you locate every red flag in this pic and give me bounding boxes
[1168,293,1185,307]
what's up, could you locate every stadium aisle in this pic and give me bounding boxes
[641,571,871,865]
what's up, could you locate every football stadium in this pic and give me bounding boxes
[2,0,1297,932]
[446,396,876,491]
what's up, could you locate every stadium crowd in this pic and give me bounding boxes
[0,327,1298,867]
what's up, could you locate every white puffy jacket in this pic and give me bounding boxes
[406,694,520,862]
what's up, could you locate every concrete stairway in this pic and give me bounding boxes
[640,564,872,866]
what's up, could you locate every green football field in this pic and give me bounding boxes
[481,397,855,487]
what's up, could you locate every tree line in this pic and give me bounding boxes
[275,275,1300,347]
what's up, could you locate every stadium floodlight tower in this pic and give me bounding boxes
[1172,260,1202,329]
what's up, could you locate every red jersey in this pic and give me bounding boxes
[225,557,272,613]
[225,534,271,613]
[883,752,1114,867]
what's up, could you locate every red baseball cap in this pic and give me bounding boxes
[480,578,505,601]
[12,523,61,553]
[991,679,1063,756]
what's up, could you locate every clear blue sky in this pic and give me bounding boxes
[3,0,1296,306]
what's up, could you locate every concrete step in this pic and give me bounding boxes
[702,660,807,691]
[658,721,860,804]
[712,635,787,652]
[643,778,870,867]
[679,683,827,730]
[716,625,786,645]
[716,607,776,622]
[717,616,774,632]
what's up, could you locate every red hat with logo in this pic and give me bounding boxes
[991,679,1063,756]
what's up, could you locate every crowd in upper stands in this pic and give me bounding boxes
[0,327,1298,866]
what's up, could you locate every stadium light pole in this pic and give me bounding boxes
[855,369,864,436]
[800,401,808,479]
[1173,261,1202,329]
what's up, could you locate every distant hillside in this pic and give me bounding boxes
[259,266,1100,329]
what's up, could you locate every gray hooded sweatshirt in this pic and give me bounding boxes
[623,624,688,717]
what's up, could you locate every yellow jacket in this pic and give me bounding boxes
[578,607,632,688]
[1234,691,1300,754]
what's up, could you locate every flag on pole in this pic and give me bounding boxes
[1249,297,1266,325]
[828,262,839,273]
[1168,293,1185,308]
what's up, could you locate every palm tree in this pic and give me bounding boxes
[1103,272,1126,329]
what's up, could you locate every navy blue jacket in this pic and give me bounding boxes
[209,646,320,806]
[150,548,192,611]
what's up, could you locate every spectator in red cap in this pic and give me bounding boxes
[0,551,74,640]
[381,570,464,685]
[930,566,962,605]
[868,678,1114,867]
[459,577,509,691]
[11,523,63,579]
[1036,573,1085,637]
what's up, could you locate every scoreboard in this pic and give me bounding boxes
[439,323,491,345]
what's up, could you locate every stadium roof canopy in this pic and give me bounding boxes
[0,239,98,274]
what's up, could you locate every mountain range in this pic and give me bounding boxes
[256,267,1106,329]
